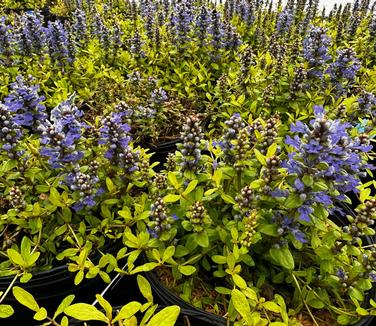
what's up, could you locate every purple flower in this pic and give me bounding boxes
[326,48,361,95]
[4,75,47,131]
[46,20,73,64]
[15,11,47,56]
[303,26,332,79]
[273,214,308,244]
[276,9,294,35]
[99,112,139,172]
[283,106,372,221]
[66,165,100,211]
[39,94,84,168]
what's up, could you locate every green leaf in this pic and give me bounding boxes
[113,302,142,322]
[163,194,181,203]
[162,246,175,262]
[106,177,115,192]
[258,224,279,236]
[306,291,325,309]
[212,255,227,264]
[53,295,75,319]
[167,172,180,190]
[182,180,198,196]
[34,307,48,321]
[195,231,209,247]
[266,143,278,158]
[302,175,314,187]
[262,301,281,313]
[12,286,39,312]
[137,275,153,302]
[0,304,14,318]
[7,249,26,267]
[220,193,236,204]
[269,246,295,270]
[231,289,252,324]
[178,265,196,276]
[49,187,63,206]
[146,306,180,326]
[254,149,266,165]
[284,193,304,209]
[64,303,108,322]
[96,295,112,320]
[349,286,364,302]
[232,274,247,289]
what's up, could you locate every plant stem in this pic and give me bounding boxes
[0,274,19,304]
[291,273,319,326]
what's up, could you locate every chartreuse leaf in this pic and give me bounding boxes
[195,231,209,247]
[137,275,153,302]
[254,149,266,165]
[231,289,252,324]
[113,302,142,322]
[178,265,196,276]
[163,194,181,203]
[64,303,108,322]
[146,306,180,326]
[34,307,48,321]
[12,286,39,312]
[53,295,75,319]
[7,249,26,267]
[96,295,112,320]
[0,305,14,318]
[182,180,198,196]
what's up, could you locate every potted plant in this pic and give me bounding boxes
[2,273,181,326]
[122,108,376,325]
[0,77,155,319]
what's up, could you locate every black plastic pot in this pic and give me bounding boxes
[69,305,193,326]
[143,270,227,326]
[0,241,132,325]
[149,139,181,172]
[142,211,376,326]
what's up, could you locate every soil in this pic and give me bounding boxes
[155,266,338,325]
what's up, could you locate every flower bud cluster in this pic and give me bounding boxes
[303,26,332,78]
[240,210,258,248]
[290,66,307,94]
[153,174,167,190]
[0,103,23,158]
[357,91,376,115]
[343,199,376,241]
[178,116,203,172]
[263,155,281,184]
[258,115,279,155]
[235,186,253,212]
[66,165,99,211]
[164,153,177,171]
[233,127,251,171]
[187,201,209,233]
[99,111,139,172]
[8,186,25,209]
[148,197,176,237]
[220,113,246,162]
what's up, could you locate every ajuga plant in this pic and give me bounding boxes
[1,274,180,325]
[0,87,154,297]
[122,110,376,325]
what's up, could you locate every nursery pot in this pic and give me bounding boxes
[69,305,193,326]
[142,212,376,326]
[149,139,181,172]
[0,241,136,324]
[143,269,227,326]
